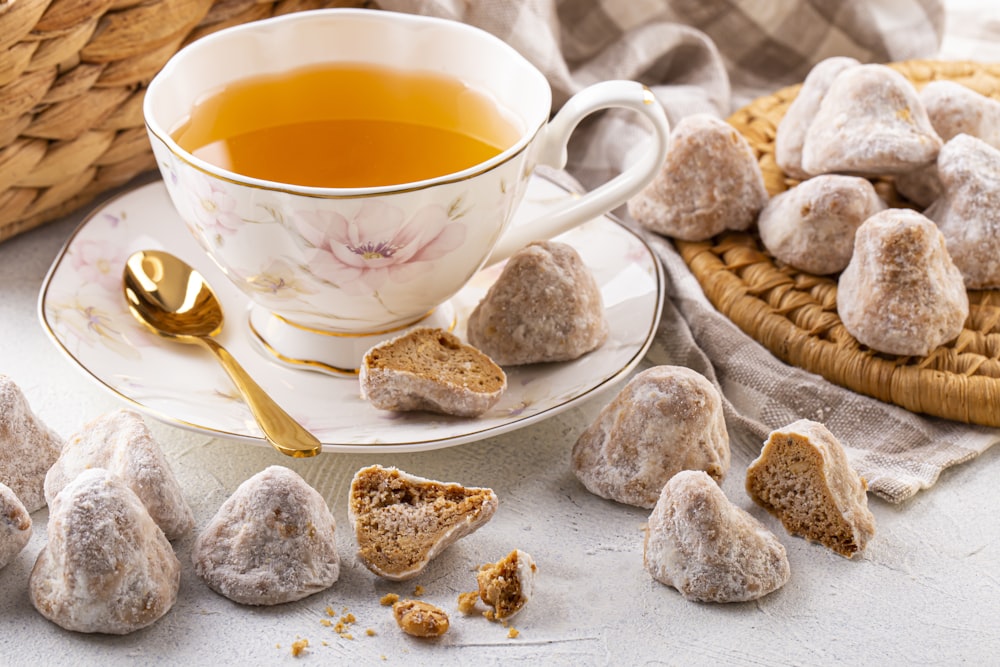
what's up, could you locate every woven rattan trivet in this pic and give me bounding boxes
[0,0,371,245]
[674,59,1000,428]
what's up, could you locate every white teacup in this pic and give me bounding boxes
[144,8,669,373]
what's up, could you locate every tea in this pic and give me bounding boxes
[171,63,521,188]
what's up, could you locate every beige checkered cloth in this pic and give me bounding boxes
[378,0,1000,503]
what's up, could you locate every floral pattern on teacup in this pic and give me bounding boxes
[231,258,319,301]
[292,199,466,297]
[186,172,242,245]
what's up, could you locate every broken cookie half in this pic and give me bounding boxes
[349,464,497,581]
[360,327,506,417]
[745,419,876,558]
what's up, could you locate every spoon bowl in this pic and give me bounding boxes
[123,250,322,458]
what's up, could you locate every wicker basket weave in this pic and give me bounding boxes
[0,0,371,244]
[675,59,1000,427]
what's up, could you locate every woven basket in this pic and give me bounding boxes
[675,59,1000,427]
[0,0,372,244]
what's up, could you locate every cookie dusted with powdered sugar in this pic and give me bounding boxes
[896,80,1000,207]
[836,208,967,357]
[757,174,886,275]
[29,468,180,634]
[0,482,31,570]
[45,409,193,540]
[572,366,730,509]
[466,241,608,366]
[0,374,63,513]
[628,114,768,242]
[801,64,942,176]
[775,56,860,180]
[925,134,1000,289]
[644,470,790,603]
[192,465,340,606]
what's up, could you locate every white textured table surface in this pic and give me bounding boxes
[2,180,1000,667]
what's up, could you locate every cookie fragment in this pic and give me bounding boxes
[745,419,876,558]
[477,549,536,620]
[360,327,506,417]
[348,465,497,581]
[392,599,449,637]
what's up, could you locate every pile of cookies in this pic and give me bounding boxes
[630,58,1000,358]
[0,380,192,635]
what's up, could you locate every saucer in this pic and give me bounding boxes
[39,175,664,453]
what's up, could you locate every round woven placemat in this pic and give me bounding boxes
[674,59,1000,428]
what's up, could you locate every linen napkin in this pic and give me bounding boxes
[377,0,1000,503]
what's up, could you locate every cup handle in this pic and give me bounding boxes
[486,80,670,264]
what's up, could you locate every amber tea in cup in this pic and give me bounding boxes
[171,63,522,188]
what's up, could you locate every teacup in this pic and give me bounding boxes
[144,8,669,374]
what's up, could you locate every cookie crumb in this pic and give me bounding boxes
[334,612,357,639]
[508,627,520,639]
[393,599,450,637]
[380,593,400,606]
[291,638,309,656]
[457,591,479,614]
[413,585,425,597]
[366,628,377,637]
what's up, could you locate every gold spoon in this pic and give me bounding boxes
[123,249,322,458]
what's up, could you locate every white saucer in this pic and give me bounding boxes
[39,175,664,453]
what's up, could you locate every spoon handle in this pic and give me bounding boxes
[199,337,322,458]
